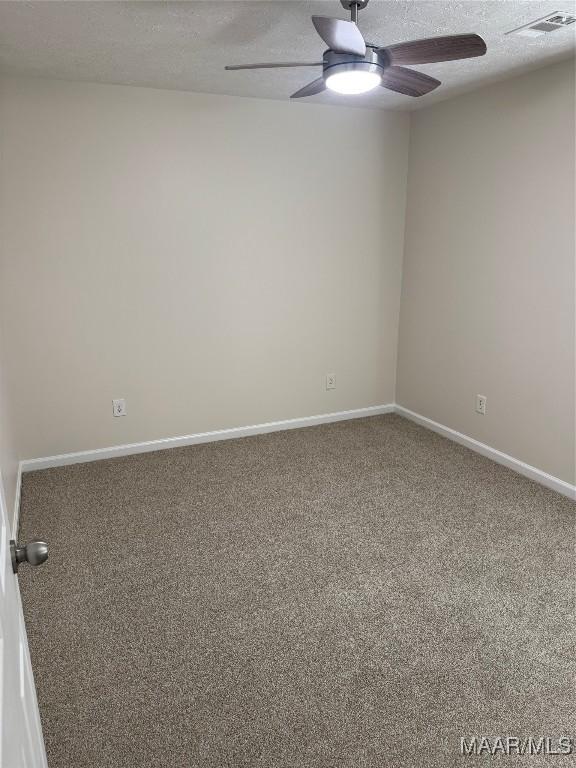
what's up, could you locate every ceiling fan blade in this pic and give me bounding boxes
[311,16,366,56]
[225,61,322,70]
[380,34,486,65]
[290,77,326,99]
[380,66,441,97]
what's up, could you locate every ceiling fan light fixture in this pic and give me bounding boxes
[226,2,487,101]
[325,69,381,94]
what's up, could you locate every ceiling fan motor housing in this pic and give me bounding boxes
[322,48,385,81]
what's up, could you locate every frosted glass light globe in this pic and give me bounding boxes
[325,70,381,94]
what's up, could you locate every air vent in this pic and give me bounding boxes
[507,10,576,37]
[546,13,576,25]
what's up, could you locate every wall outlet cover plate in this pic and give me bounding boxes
[112,398,127,417]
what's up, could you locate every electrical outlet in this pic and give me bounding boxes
[112,398,127,417]
[326,373,336,391]
[475,394,487,416]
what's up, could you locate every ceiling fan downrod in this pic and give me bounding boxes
[340,0,369,24]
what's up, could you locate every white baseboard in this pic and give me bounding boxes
[15,402,575,508]
[20,404,395,473]
[395,405,576,501]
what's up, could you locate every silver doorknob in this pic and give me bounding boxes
[10,539,48,573]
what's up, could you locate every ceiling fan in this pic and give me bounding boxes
[225,0,487,99]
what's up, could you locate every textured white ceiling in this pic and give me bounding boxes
[0,1,574,110]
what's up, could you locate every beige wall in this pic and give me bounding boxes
[1,62,574,487]
[0,76,409,460]
[397,60,575,484]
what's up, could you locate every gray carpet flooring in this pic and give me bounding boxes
[18,414,575,768]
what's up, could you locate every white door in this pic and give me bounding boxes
[0,479,47,768]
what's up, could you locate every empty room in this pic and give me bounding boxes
[0,1,574,766]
